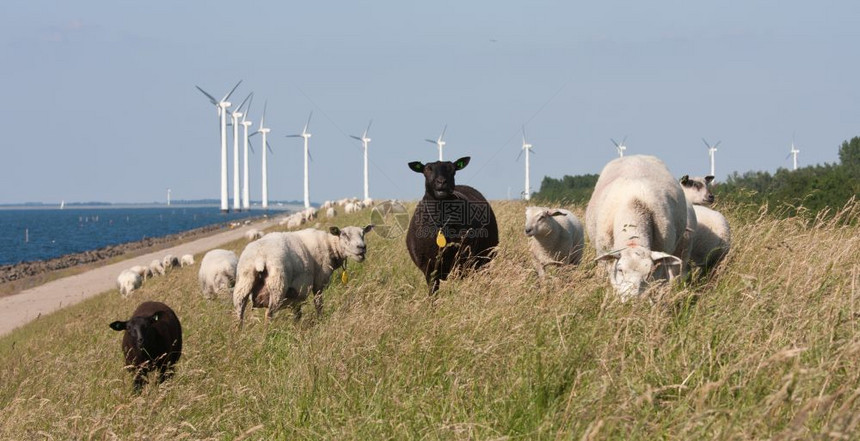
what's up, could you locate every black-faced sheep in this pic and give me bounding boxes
[109,301,182,392]
[405,156,499,293]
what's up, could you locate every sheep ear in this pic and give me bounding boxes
[549,210,566,217]
[650,252,683,274]
[408,162,424,173]
[679,175,689,185]
[705,175,715,184]
[363,224,374,233]
[109,321,127,331]
[329,226,341,236]
[595,252,620,263]
[453,157,470,170]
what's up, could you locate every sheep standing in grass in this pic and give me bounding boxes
[233,225,373,325]
[524,207,585,278]
[198,249,239,299]
[245,229,264,241]
[109,301,182,392]
[679,174,731,272]
[117,270,143,297]
[406,157,499,293]
[129,265,152,281]
[586,155,693,300]
[149,259,165,276]
[180,254,195,267]
[162,255,180,271]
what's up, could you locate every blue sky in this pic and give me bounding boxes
[1,1,857,204]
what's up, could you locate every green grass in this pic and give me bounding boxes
[2,200,860,440]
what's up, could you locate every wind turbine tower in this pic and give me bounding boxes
[195,80,242,212]
[610,137,627,158]
[229,93,252,211]
[167,188,171,206]
[287,112,314,209]
[517,126,535,201]
[789,140,800,171]
[240,94,254,210]
[425,125,447,161]
[702,138,721,178]
[350,120,373,201]
[254,101,273,209]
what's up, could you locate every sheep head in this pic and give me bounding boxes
[524,206,565,237]
[109,311,162,349]
[408,157,470,199]
[596,247,682,301]
[329,225,374,262]
[679,175,715,205]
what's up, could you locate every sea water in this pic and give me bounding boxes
[0,206,286,266]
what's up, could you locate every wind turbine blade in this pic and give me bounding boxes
[350,135,363,141]
[622,135,628,145]
[611,138,619,147]
[439,124,447,141]
[425,139,437,144]
[248,139,256,154]
[364,119,373,137]
[195,86,218,105]
[702,138,710,149]
[222,80,242,102]
[249,131,259,138]
[307,149,314,162]
[516,149,523,162]
[714,140,722,149]
[242,94,254,123]
[260,100,267,127]
[522,125,527,144]
[304,111,313,133]
[236,92,252,114]
[286,134,302,138]
[267,141,274,155]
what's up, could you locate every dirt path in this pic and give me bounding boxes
[0,220,277,336]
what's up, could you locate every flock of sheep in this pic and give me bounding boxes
[108,153,731,391]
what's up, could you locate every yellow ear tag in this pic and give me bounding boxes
[341,270,349,284]
[436,230,447,248]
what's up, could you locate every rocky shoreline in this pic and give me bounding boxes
[0,219,257,286]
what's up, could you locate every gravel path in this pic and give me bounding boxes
[0,220,276,336]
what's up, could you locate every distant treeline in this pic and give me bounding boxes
[534,136,860,217]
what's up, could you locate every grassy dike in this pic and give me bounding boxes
[1,200,859,440]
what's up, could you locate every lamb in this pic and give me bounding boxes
[690,205,732,271]
[117,270,143,297]
[524,206,585,278]
[149,259,165,276]
[162,254,180,271]
[198,249,239,299]
[585,155,694,301]
[109,301,182,392]
[406,157,499,293]
[180,254,195,267]
[233,225,373,325]
[680,175,715,205]
[245,228,264,241]
[128,265,152,281]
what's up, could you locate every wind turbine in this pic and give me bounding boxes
[702,138,721,178]
[196,80,242,212]
[287,112,314,209]
[788,137,800,171]
[240,94,255,210]
[516,126,535,201]
[610,136,627,158]
[425,125,447,161]
[167,188,171,206]
[229,93,252,211]
[250,101,274,209]
[350,119,373,202]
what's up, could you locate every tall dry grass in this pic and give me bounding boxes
[1,199,859,440]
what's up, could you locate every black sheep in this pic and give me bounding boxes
[109,301,182,392]
[406,156,499,293]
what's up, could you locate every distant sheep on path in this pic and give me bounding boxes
[405,157,499,293]
[117,270,142,297]
[109,301,182,392]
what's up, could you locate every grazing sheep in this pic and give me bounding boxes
[109,301,182,392]
[321,200,334,210]
[162,254,180,271]
[198,249,239,299]
[680,175,715,205]
[325,207,336,218]
[245,228,264,241]
[117,270,143,297]
[233,225,373,325]
[406,157,499,293]
[180,254,195,267]
[690,205,732,272]
[149,259,165,276]
[524,206,585,278]
[128,265,152,281]
[585,155,693,301]
[286,215,304,229]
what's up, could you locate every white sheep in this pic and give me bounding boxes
[690,205,731,271]
[245,228,264,241]
[149,259,165,276]
[117,270,143,298]
[128,265,152,281]
[198,249,239,299]
[524,206,585,278]
[320,200,334,210]
[285,215,304,229]
[180,254,195,267]
[680,175,715,205]
[585,155,694,301]
[162,254,180,271]
[325,207,336,218]
[233,225,373,325]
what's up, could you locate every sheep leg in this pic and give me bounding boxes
[132,369,147,393]
[313,291,324,316]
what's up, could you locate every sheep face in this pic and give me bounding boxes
[408,157,470,199]
[330,225,374,262]
[680,175,715,205]
[109,312,161,352]
[597,247,683,300]
[524,207,565,237]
